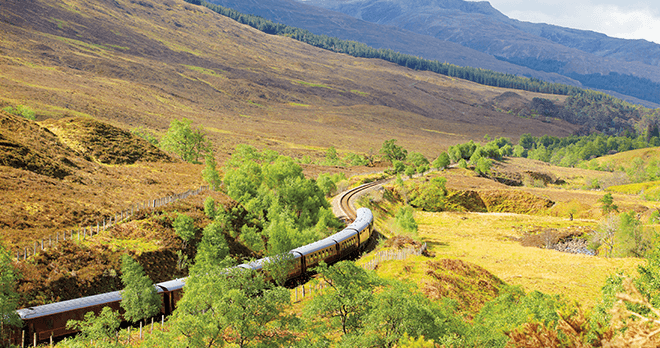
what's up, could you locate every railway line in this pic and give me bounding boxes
[11,181,384,346]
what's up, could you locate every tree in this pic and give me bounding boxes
[171,267,292,348]
[262,252,296,287]
[380,139,407,162]
[432,152,450,169]
[405,165,416,178]
[160,118,211,163]
[120,254,161,324]
[474,157,493,176]
[202,154,222,190]
[361,281,458,347]
[204,196,217,220]
[193,221,230,269]
[65,307,121,347]
[173,213,196,249]
[0,243,21,345]
[410,177,448,212]
[599,193,618,215]
[305,261,380,335]
[591,214,619,257]
[394,206,418,234]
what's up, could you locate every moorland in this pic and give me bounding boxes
[2,0,660,346]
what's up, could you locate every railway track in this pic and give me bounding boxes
[339,180,384,220]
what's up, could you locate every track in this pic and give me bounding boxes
[339,180,384,220]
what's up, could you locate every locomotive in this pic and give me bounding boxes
[13,207,374,346]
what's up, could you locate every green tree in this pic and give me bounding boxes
[0,243,21,345]
[172,267,292,348]
[405,165,416,178]
[380,139,407,162]
[305,261,380,335]
[432,152,450,169]
[202,154,222,190]
[193,221,230,269]
[173,213,196,249]
[457,158,468,169]
[392,160,406,174]
[361,281,463,347]
[474,157,493,176]
[324,146,342,166]
[410,177,448,212]
[262,252,296,287]
[160,118,211,163]
[394,206,418,234]
[599,193,618,215]
[65,307,121,347]
[120,254,161,324]
[204,196,217,220]
[316,173,337,197]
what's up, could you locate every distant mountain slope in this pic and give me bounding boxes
[206,0,576,86]
[294,0,660,106]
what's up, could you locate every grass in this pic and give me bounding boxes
[416,211,642,308]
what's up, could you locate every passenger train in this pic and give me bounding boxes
[12,207,374,346]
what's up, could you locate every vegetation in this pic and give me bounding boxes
[119,254,161,324]
[2,105,35,121]
[0,243,21,345]
[222,145,343,255]
[160,118,211,164]
[64,307,121,347]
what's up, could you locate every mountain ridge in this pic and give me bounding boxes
[283,0,660,106]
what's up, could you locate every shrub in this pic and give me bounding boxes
[3,105,36,120]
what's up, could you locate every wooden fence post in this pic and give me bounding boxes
[161,314,164,331]
[139,321,143,340]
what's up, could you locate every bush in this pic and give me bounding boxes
[394,206,418,234]
[3,105,36,120]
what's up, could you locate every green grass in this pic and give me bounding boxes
[289,102,310,107]
[293,80,332,89]
[183,64,221,76]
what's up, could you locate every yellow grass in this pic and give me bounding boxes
[416,211,643,308]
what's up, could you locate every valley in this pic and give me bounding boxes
[1,0,660,346]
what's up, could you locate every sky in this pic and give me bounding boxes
[478,0,660,44]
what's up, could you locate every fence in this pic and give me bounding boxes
[291,242,427,303]
[15,185,210,262]
[362,243,427,270]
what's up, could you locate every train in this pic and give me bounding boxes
[12,207,374,346]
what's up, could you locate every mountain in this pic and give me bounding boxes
[203,0,579,86]
[293,0,660,106]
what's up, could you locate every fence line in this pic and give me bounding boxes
[291,243,427,303]
[15,185,210,262]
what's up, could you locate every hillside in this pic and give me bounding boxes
[290,0,660,106]
[0,0,587,162]
[0,112,202,249]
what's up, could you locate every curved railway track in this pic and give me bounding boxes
[339,180,384,220]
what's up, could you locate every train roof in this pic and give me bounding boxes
[347,207,373,231]
[157,278,186,292]
[291,236,337,255]
[331,228,358,243]
[17,290,124,320]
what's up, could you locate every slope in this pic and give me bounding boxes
[296,0,660,106]
[0,0,580,160]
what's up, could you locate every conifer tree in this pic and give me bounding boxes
[0,243,21,345]
[120,254,161,324]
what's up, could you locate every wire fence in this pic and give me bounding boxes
[15,185,210,262]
